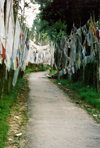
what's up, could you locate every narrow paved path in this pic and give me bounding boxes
[26,72,100,148]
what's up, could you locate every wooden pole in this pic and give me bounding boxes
[97,39,100,99]
[97,16,100,98]
[97,41,99,93]
[98,40,100,98]
[98,15,100,99]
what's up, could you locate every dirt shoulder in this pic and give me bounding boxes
[5,76,29,148]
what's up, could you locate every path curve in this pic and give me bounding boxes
[26,72,100,148]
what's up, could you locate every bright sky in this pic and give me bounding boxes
[20,0,40,28]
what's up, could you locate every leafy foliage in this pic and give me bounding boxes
[32,0,100,44]
[39,0,100,34]
[31,15,50,45]
[32,14,67,44]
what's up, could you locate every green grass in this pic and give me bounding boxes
[0,78,24,148]
[48,70,57,76]
[25,65,50,74]
[56,79,100,110]
[25,68,34,74]
[38,65,50,71]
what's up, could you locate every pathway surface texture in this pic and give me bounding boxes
[26,72,100,148]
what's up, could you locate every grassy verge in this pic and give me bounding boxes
[5,76,29,148]
[48,70,57,76]
[0,78,24,148]
[56,79,100,109]
[55,79,100,123]
[25,65,50,74]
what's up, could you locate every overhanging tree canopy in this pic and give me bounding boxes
[39,0,100,34]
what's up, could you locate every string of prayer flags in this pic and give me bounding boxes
[96,30,100,39]
[25,41,28,49]
[63,69,66,75]
[0,0,30,87]
[10,57,14,70]
[1,43,6,59]
[13,59,16,70]
[19,45,21,53]
[16,57,19,68]
[72,66,75,74]
[78,58,81,68]
[8,59,11,69]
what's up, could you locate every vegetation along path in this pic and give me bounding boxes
[26,72,100,148]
